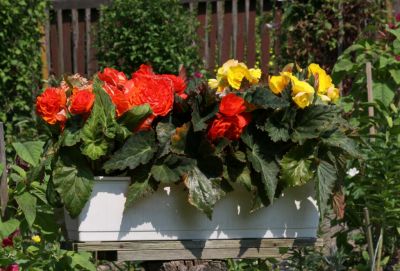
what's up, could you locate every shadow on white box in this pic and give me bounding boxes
[64,176,319,242]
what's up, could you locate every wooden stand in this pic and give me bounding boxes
[74,238,323,262]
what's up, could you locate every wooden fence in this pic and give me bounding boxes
[44,0,282,77]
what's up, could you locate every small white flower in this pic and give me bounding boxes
[347,167,359,177]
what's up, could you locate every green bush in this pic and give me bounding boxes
[0,0,47,152]
[96,0,202,74]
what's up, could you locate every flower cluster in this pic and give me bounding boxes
[268,63,340,109]
[36,65,186,130]
[208,59,261,92]
[208,94,251,141]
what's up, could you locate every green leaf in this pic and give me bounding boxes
[184,166,225,219]
[243,86,290,109]
[316,160,337,217]
[69,251,96,271]
[242,130,279,203]
[191,100,218,132]
[151,155,195,183]
[53,149,94,218]
[62,126,81,147]
[12,141,44,167]
[15,192,37,227]
[321,131,360,157]
[373,81,395,106]
[103,131,157,172]
[119,104,152,130]
[0,218,19,239]
[126,164,156,208]
[156,122,175,158]
[333,58,354,73]
[292,105,341,144]
[264,119,290,142]
[280,146,314,187]
[224,153,252,191]
[81,78,118,160]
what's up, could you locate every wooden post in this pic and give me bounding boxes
[366,62,376,137]
[0,122,8,217]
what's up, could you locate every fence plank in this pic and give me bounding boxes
[208,3,217,70]
[221,1,232,63]
[53,0,110,10]
[232,0,238,59]
[72,9,79,74]
[63,10,72,74]
[44,9,51,76]
[273,4,282,73]
[85,8,91,76]
[236,0,245,62]
[217,1,224,64]
[261,22,270,75]
[57,10,64,74]
[0,123,7,217]
[197,2,207,68]
[246,0,256,66]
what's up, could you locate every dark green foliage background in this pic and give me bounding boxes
[96,0,202,75]
[0,0,47,151]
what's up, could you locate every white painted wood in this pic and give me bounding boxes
[65,177,319,241]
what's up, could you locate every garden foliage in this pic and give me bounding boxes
[96,0,202,75]
[0,0,47,152]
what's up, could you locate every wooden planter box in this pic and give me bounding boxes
[65,177,319,242]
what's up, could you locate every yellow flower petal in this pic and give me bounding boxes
[32,235,41,243]
[269,75,289,95]
[249,68,262,84]
[319,94,331,103]
[227,65,251,90]
[293,91,314,109]
[308,63,333,94]
[208,79,219,89]
[291,79,315,95]
[327,87,340,103]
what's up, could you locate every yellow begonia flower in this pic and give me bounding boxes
[269,75,289,95]
[227,65,251,89]
[32,235,41,243]
[249,68,262,84]
[291,77,315,96]
[217,59,239,79]
[293,92,314,109]
[327,87,340,103]
[208,79,219,89]
[308,63,334,95]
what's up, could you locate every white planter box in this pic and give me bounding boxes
[65,177,319,241]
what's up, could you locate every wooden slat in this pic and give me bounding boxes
[197,2,207,68]
[57,9,64,74]
[77,10,85,74]
[63,10,72,74]
[260,22,270,75]
[0,123,7,217]
[76,238,323,251]
[53,0,110,10]
[246,0,256,66]
[209,2,217,70]
[221,0,232,63]
[85,8,91,76]
[204,2,210,69]
[72,9,79,74]
[273,5,282,73]
[118,247,285,261]
[231,0,238,59]
[236,0,245,62]
[244,0,249,61]
[217,1,224,64]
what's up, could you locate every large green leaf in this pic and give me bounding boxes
[223,152,252,191]
[15,192,37,228]
[12,141,45,167]
[316,160,337,217]
[53,149,94,218]
[184,166,225,219]
[264,119,290,142]
[156,122,175,158]
[67,251,96,271]
[191,99,218,132]
[243,86,290,109]
[103,131,157,172]
[242,130,279,203]
[119,104,152,130]
[292,105,340,144]
[0,218,19,239]
[321,131,360,157]
[151,155,195,183]
[61,126,81,147]
[280,146,314,187]
[372,81,395,106]
[81,78,118,160]
[126,164,156,208]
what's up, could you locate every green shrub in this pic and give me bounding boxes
[0,0,47,152]
[96,0,202,74]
